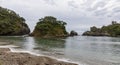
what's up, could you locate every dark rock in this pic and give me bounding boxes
[69,30,78,36]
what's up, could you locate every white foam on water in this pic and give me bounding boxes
[9,48,86,65]
[57,58,86,65]
[9,48,42,56]
[0,43,111,65]
[0,45,86,65]
[0,45,19,48]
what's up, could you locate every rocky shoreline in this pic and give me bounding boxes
[0,48,77,65]
[82,21,120,37]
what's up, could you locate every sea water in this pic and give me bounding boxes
[0,36,120,65]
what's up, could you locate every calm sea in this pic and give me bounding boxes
[0,36,120,65]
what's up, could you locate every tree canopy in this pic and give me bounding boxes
[32,16,68,37]
[83,21,120,37]
[0,6,30,35]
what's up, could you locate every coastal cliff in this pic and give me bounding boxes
[82,21,120,37]
[0,6,30,35]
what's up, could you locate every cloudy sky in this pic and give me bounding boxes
[0,0,120,34]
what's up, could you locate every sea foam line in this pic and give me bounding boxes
[10,47,85,65]
[0,45,86,65]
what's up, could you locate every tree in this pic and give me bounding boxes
[112,21,117,25]
[83,21,120,37]
[0,6,30,35]
[90,26,98,32]
[32,16,68,37]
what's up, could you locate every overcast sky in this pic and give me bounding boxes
[0,0,120,34]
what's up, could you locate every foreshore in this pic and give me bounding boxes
[0,48,77,65]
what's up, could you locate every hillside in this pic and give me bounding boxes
[0,6,30,35]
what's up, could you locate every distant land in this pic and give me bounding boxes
[31,16,78,37]
[31,16,68,37]
[82,21,120,37]
[0,6,78,37]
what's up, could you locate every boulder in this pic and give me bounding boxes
[69,30,78,36]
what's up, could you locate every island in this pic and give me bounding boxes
[31,16,68,37]
[0,6,30,35]
[82,21,120,37]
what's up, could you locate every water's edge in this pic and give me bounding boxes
[0,45,82,65]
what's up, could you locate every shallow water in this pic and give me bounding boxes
[0,36,120,65]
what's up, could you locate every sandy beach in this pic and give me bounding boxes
[0,48,77,65]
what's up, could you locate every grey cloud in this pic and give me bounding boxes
[94,8,108,16]
[116,0,120,2]
[113,7,120,13]
[112,13,120,21]
[0,0,2,3]
[107,7,120,18]
[68,0,78,8]
[86,1,107,12]
[1,0,119,34]
[107,15,112,17]
[43,0,56,5]
[93,2,106,9]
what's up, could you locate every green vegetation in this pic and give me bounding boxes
[82,21,120,37]
[0,6,30,35]
[31,16,68,37]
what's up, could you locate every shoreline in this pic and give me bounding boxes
[0,48,78,65]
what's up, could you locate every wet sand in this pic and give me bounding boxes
[0,48,77,65]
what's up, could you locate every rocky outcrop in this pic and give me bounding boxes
[82,31,110,36]
[69,30,78,36]
[31,16,68,37]
[82,21,120,37]
[0,6,30,35]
